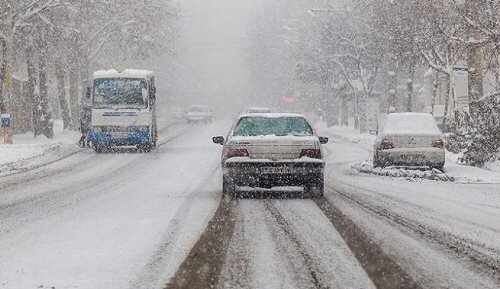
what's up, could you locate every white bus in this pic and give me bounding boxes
[89,69,158,153]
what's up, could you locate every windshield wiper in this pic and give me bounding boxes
[111,106,143,111]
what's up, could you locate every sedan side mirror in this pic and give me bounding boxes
[212,136,224,145]
[319,136,329,144]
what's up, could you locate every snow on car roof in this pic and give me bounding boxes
[247,106,272,111]
[93,69,154,79]
[382,113,441,135]
[238,113,305,118]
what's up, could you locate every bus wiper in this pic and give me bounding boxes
[112,106,141,111]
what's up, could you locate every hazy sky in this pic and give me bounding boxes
[171,0,264,112]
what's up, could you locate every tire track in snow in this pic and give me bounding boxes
[326,184,500,283]
[0,124,191,234]
[262,200,330,289]
[164,195,237,289]
[0,122,187,190]
[130,165,222,289]
[314,196,422,289]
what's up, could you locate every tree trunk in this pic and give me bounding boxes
[431,72,440,116]
[68,59,80,130]
[443,73,451,129]
[26,45,37,135]
[466,0,484,118]
[406,56,417,112]
[1,0,14,114]
[37,33,54,139]
[387,56,398,112]
[80,54,91,93]
[341,92,349,126]
[353,90,360,130]
[0,39,5,111]
[55,60,72,130]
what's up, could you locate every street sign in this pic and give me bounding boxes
[1,114,11,144]
[1,114,11,128]
[453,66,469,110]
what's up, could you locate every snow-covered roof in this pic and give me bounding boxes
[239,113,305,118]
[93,69,154,79]
[383,113,441,135]
[246,107,272,112]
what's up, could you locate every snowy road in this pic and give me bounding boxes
[0,121,227,289]
[323,141,500,289]
[1,121,499,289]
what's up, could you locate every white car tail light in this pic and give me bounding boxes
[380,139,395,150]
[300,149,322,159]
[227,148,249,158]
[432,140,444,149]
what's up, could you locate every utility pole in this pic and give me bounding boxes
[1,0,14,114]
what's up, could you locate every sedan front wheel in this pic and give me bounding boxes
[223,177,236,197]
[305,176,324,199]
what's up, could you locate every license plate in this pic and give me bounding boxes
[112,132,129,139]
[401,155,425,161]
[261,167,293,174]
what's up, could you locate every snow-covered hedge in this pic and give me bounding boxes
[352,161,455,182]
[445,96,500,167]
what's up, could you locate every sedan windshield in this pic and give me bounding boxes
[234,116,313,137]
[93,78,148,108]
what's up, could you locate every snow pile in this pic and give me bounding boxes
[0,121,81,175]
[352,161,455,182]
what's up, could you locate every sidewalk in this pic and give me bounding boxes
[0,120,81,175]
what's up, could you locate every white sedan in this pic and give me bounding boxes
[186,105,215,124]
[373,112,445,170]
[212,113,329,198]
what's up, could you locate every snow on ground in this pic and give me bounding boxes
[317,122,500,184]
[0,116,180,177]
[315,121,375,146]
[320,128,500,288]
[352,161,455,182]
[0,120,81,176]
[0,120,231,289]
[218,200,376,289]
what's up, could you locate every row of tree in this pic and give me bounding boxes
[248,0,500,166]
[0,0,178,137]
[249,0,499,126]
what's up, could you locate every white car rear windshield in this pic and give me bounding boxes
[234,117,313,137]
[383,113,441,135]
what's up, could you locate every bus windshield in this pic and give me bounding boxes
[93,78,148,108]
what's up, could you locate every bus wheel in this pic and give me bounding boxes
[138,144,152,153]
[93,145,104,153]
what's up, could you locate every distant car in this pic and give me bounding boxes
[212,113,329,198]
[241,106,272,114]
[186,105,215,124]
[169,106,185,121]
[373,112,445,170]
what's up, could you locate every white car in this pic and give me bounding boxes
[373,113,445,170]
[186,105,215,124]
[212,113,329,198]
